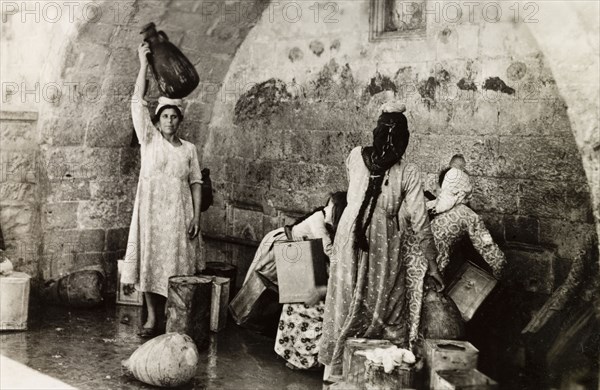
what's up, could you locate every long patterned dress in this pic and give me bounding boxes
[121,98,204,297]
[432,204,505,279]
[318,146,436,372]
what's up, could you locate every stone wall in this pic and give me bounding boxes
[203,0,596,287]
[1,0,270,294]
[0,111,41,280]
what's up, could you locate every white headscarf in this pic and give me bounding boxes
[155,96,184,115]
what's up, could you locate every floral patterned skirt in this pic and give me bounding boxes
[275,302,325,369]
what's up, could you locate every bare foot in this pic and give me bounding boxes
[142,320,155,330]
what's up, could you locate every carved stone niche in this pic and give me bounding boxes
[370,0,427,41]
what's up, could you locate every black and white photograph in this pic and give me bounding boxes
[0,0,598,389]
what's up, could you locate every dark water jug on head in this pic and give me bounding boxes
[140,22,200,99]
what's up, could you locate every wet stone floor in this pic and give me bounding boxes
[0,304,325,390]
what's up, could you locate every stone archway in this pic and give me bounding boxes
[26,0,270,285]
[523,0,600,257]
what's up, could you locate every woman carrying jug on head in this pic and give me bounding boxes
[121,42,204,338]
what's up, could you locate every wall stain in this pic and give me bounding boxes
[436,67,451,83]
[340,63,355,95]
[288,47,303,62]
[234,79,292,125]
[507,62,527,81]
[457,78,478,91]
[418,76,439,108]
[330,39,341,51]
[312,59,340,100]
[439,27,452,44]
[365,72,397,96]
[483,77,515,95]
[309,40,325,56]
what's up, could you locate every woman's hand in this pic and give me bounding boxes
[122,283,136,296]
[304,286,327,306]
[138,42,151,66]
[188,216,200,239]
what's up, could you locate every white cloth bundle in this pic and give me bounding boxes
[356,345,416,373]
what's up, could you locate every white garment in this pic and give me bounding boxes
[429,168,472,214]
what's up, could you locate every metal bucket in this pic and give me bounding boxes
[0,272,31,330]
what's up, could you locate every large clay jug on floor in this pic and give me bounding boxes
[141,22,200,99]
[420,288,466,340]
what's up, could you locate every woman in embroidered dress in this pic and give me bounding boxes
[318,102,444,378]
[121,42,204,337]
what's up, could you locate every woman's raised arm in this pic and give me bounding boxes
[131,43,153,145]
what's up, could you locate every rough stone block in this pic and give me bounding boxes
[96,1,138,25]
[40,116,86,146]
[106,228,129,252]
[271,163,340,192]
[253,127,286,160]
[479,212,505,244]
[78,22,116,45]
[170,0,201,13]
[231,244,257,287]
[161,11,207,40]
[499,137,586,182]
[0,150,37,183]
[469,177,519,215]
[110,26,141,49]
[101,250,122,294]
[44,203,78,230]
[66,42,110,74]
[106,46,138,76]
[74,252,105,269]
[200,205,227,237]
[239,160,273,187]
[538,218,596,260]
[47,253,75,279]
[42,148,119,181]
[517,179,591,223]
[100,77,137,106]
[310,131,348,165]
[90,177,137,200]
[502,243,555,294]
[563,183,594,223]
[120,148,141,176]
[86,116,133,148]
[44,229,106,254]
[116,199,134,227]
[78,201,118,229]
[0,121,35,150]
[0,183,35,203]
[178,122,205,146]
[504,215,540,245]
[496,97,571,137]
[282,129,314,162]
[231,207,264,242]
[267,188,329,214]
[448,99,500,136]
[205,236,233,260]
[231,184,266,211]
[47,179,91,202]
